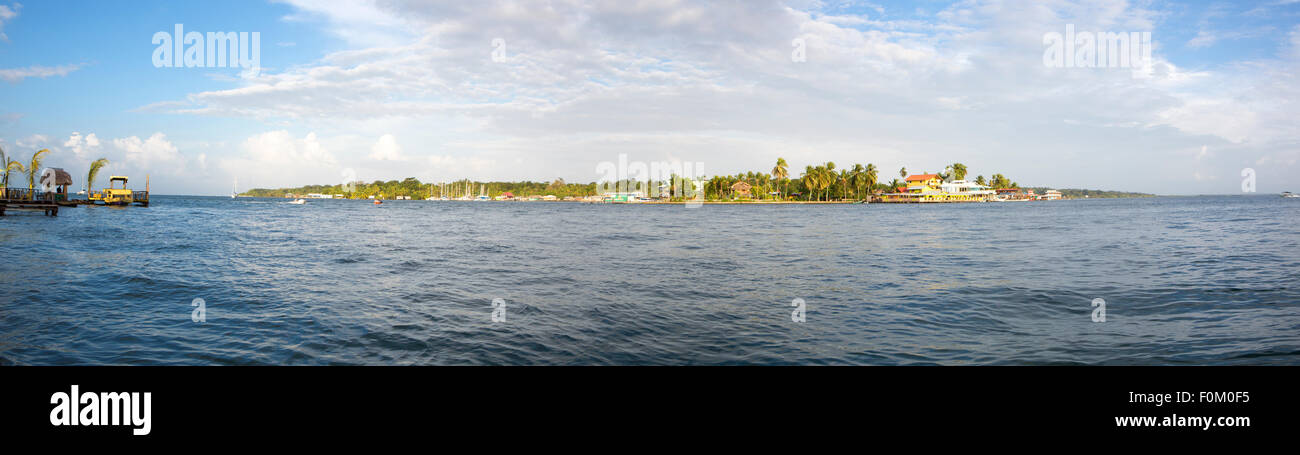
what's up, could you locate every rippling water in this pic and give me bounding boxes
[1,195,1297,365]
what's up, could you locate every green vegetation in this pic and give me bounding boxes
[242,160,1150,201]
[87,158,109,193]
[25,149,49,200]
[241,177,599,200]
[0,145,24,188]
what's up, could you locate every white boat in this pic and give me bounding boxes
[1283,192,1299,198]
[231,178,238,198]
[289,199,306,204]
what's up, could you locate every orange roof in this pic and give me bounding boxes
[905,174,940,182]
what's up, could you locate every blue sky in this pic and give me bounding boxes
[2,0,1299,195]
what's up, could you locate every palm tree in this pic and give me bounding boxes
[772,158,788,200]
[949,162,968,181]
[800,165,816,201]
[888,178,903,192]
[87,158,110,194]
[837,168,850,200]
[824,162,836,201]
[899,167,907,178]
[988,173,1010,189]
[0,145,11,188]
[25,149,49,200]
[849,164,865,200]
[1,146,23,185]
[974,175,986,186]
[865,163,878,196]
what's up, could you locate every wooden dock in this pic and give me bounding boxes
[1,188,65,216]
[0,201,59,216]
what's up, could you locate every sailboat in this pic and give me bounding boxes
[231,178,238,199]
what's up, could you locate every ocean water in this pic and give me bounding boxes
[1,195,1297,365]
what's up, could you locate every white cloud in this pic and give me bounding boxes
[130,0,1300,194]
[0,64,82,83]
[63,132,101,162]
[0,3,19,41]
[237,130,336,166]
[113,133,183,173]
[1187,30,1217,49]
[15,134,49,149]
[368,134,405,161]
[215,131,345,189]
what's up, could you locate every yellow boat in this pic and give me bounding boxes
[89,175,150,206]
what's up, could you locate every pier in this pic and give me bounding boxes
[0,188,61,216]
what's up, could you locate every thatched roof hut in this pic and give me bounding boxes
[47,168,74,185]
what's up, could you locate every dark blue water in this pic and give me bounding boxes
[1,195,1297,365]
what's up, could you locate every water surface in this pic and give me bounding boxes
[1,195,1297,365]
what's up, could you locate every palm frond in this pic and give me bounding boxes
[26,149,49,198]
[87,158,110,192]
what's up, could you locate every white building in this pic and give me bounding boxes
[939,180,995,197]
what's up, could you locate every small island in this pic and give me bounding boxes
[239,160,1153,203]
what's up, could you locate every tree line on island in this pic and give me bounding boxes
[0,147,1147,201]
[241,159,1054,201]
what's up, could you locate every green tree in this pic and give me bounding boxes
[974,175,986,186]
[838,168,850,200]
[0,145,21,188]
[849,164,865,200]
[86,158,110,194]
[988,173,1010,189]
[949,163,967,181]
[865,163,878,195]
[899,166,907,178]
[800,165,817,201]
[823,162,836,201]
[26,149,49,200]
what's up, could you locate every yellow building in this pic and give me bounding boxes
[905,174,942,193]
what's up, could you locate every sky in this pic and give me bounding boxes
[1,0,1298,195]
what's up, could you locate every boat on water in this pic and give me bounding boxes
[373,199,383,205]
[1284,192,1299,198]
[289,199,306,205]
[88,175,150,206]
